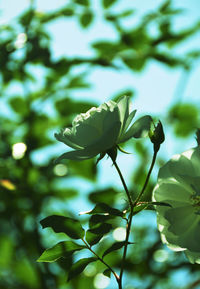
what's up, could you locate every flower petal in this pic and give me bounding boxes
[73,124,101,147]
[117,96,130,129]
[54,130,83,149]
[54,148,98,162]
[90,121,121,153]
[118,115,152,143]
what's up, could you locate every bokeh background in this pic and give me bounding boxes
[0,0,200,288]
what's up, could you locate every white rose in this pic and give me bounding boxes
[153,146,200,264]
[55,96,152,162]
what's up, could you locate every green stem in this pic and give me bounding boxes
[81,238,120,283]
[133,150,158,207]
[113,160,133,206]
[113,151,158,289]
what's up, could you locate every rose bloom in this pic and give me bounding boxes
[153,146,200,263]
[55,96,152,162]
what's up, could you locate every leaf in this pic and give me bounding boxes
[86,203,123,217]
[88,223,112,235]
[86,223,112,246]
[68,257,97,281]
[80,11,93,28]
[69,159,97,181]
[133,203,148,215]
[74,0,89,6]
[40,215,85,239]
[133,201,172,215]
[88,187,119,205]
[89,214,113,228]
[37,241,86,262]
[9,97,28,115]
[102,241,133,258]
[168,103,199,137]
[103,268,111,277]
[150,201,172,207]
[85,231,104,246]
[102,0,118,9]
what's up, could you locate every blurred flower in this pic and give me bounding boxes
[55,96,152,162]
[153,146,200,264]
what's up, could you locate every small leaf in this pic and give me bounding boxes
[150,201,172,207]
[40,215,85,239]
[88,187,119,205]
[37,241,86,262]
[9,97,28,115]
[196,129,200,146]
[68,257,97,281]
[74,0,89,6]
[86,231,104,246]
[86,203,123,217]
[103,268,111,277]
[102,241,133,258]
[89,214,113,228]
[80,11,93,28]
[102,0,117,9]
[86,223,112,246]
[88,223,112,235]
[133,203,148,215]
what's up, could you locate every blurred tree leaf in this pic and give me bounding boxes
[103,268,111,277]
[168,103,199,137]
[68,257,97,281]
[102,241,133,258]
[88,187,119,205]
[102,0,118,9]
[79,11,94,28]
[9,97,28,116]
[40,215,85,239]
[74,0,89,6]
[89,214,113,228]
[86,203,124,217]
[86,222,113,246]
[68,159,97,181]
[37,241,86,262]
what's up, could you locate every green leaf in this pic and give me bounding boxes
[86,203,123,217]
[40,215,85,239]
[150,201,172,207]
[9,97,28,115]
[68,257,97,281]
[88,187,119,205]
[80,11,93,28]
[168,103,199,137]
[133,203,148,215]
[133,201,172,215]
[69,159,96,181]
[37,241,86,262]
[74,0,89,6]
[88,223,112,235]
[85,231,104,246]
[102,241,133,258]
[89,214,113,228]
[103,268,111,277]
[102,0,117,9]
[86,223,112,246]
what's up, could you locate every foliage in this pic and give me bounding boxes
[0,0,200,288]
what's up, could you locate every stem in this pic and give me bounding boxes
[113,160,133,206]
[133,150,158,207]
[81,238,120,283]
[112,160,133,288]
[113,151,158,289]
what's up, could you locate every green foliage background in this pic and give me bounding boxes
[0,0,200,288]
